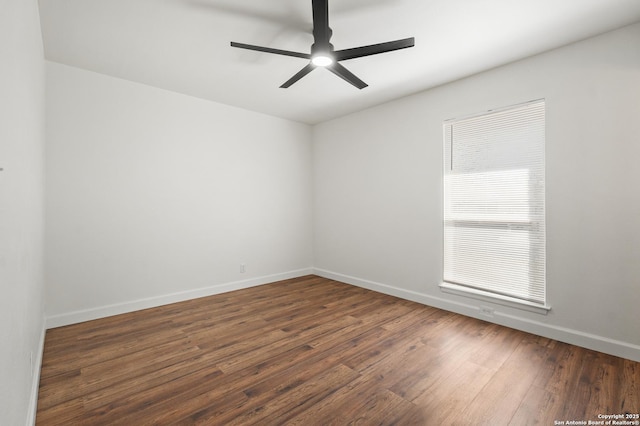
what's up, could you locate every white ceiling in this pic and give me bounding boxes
[38,0,640,124]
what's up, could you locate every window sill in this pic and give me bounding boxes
[439,282,551,315]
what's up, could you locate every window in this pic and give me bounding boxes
[441,100,547,311]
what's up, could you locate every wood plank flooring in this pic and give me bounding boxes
[37,275,640,425]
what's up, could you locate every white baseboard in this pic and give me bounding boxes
[27,319,46,426]
[43,266,640,362]
[45,268,314,329]
[313,268,640,363]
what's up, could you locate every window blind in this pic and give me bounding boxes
[443,100,545,305]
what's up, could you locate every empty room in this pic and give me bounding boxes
[2,0,640,424]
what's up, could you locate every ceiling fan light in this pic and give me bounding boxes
[311,54,333,67]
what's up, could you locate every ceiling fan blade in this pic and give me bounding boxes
[231,42,310,59]
[312,0,331,47]
[280,63,316,88]
[334,37,415,61]
[327,62,367,89]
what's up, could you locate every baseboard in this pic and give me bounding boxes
[313,268,640,363]
[42,266,640,362]
[26,319,46,426]
[45,268,314,329]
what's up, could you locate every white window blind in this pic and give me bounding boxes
[443,100,546,306]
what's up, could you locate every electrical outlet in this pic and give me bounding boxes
[480,306,495,317]
[240,264,246,273]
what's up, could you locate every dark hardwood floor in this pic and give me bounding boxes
[37,275,639,425]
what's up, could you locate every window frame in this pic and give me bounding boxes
[440,99,550,315]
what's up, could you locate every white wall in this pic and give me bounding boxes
[313,23,640,361]
[46,62,313,325]
[0,0,46,424]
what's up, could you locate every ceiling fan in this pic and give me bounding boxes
[230,0,415,89]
